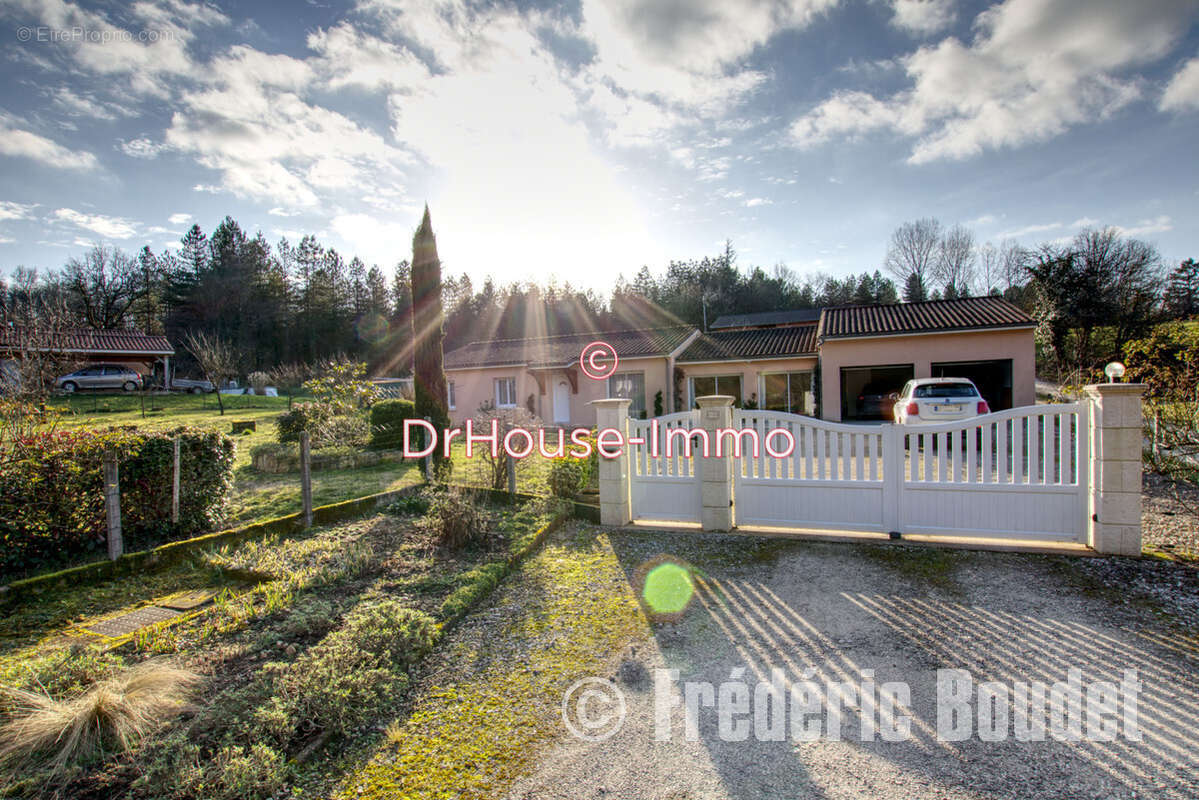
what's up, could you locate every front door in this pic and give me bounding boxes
[553,380,571,424]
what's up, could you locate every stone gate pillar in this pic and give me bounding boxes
[591,397,632,526]
[696,395,735,531]
[1084,383,1146,556]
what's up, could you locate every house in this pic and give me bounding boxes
[442,295,1036,426]
[0,326,176,386]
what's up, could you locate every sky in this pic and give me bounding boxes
[0,0,1196,294]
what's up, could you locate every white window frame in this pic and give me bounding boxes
[494,377,517,408]
[608,371,646,417]
[447,381,456,410]
[760,370,814,415]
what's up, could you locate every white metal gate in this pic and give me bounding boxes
[706,405,1087,542]
[733,410,888,532]
[628,410,702,523]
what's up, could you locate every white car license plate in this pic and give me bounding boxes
[934,404,962,413]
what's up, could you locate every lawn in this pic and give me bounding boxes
[0,493,567,799]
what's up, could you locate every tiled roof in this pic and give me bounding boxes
[710,308,822,329]
[444,326,696,370]
[678,324,817,363]
[0,326,174,355]
[818,296,1034,339]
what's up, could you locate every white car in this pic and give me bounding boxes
[893,377,989,424]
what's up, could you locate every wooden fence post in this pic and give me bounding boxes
[171,436,181,524]
[300,430,313,528]
[423,416,433,482]
[506,452,516,500]
[103,452,123,560]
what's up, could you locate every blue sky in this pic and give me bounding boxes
[0,0,1196,293]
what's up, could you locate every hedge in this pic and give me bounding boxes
[369,398,417,450]
[0,426,235,582]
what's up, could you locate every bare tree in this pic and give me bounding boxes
[184,331,238,415]
[1,273,76,401]
[883,218,942,302]
[998,239,1028,291]
[63,245,143,330]
[977,242,1000,295]
[934,224,977,298]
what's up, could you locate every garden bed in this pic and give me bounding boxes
[0,493,568,799]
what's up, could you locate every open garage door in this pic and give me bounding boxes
[840,364,914,421]
[932,359,1013,411]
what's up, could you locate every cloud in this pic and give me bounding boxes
[6,0,222,96]
[0,201,37,222]
[1160,56,1199,111]
[791,0,1198,162]
[744,197,771,207]
[120,138,167,159]
[50,87,129,120]
[192,184,222,193]
[996,221,1062,238]
[1115,215,1172,237]
[890,0,957,35]
[268,207,302,217]
[1070,216,1100,228]
[967,213,997,226]
[54,207,138,238]
[167,213,191,224]
[0,236,14,244]
[307,22,429,91]
[0,115,98,169]
[164,45,408,210]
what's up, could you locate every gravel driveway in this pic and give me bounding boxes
[508,529,1199,800]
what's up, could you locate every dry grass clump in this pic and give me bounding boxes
[0,660,202,778]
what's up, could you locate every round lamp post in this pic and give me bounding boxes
[1104,361,1125,383]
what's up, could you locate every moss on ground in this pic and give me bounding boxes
[338,527,649,800]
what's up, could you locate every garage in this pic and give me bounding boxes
[931,358,1013,411]
[839,364,913,421]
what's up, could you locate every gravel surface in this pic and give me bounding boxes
[1141,471,1199,557]
[503,528,1199,800]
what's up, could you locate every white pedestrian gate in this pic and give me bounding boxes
[630,405,1090,542]
[628,410,702,523]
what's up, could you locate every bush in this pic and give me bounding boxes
[0,427,236,580]
[257,601,436,740]
[275,402,330,444]
[548,458,589,498]
[422,489,491,550]
[369,398,417,450]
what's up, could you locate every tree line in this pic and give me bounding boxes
[1,213,1194,385]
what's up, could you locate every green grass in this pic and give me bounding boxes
[229,460,423,523]
[50,392,296,471]
[446,440,556,495]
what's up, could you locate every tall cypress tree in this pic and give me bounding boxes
[410,205,450,477]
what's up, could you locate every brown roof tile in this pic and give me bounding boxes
[818,296,1033,339]
[444,326,696,370]
[678,324,817,362]
[0,327,174,355]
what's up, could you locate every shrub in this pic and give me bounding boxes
[313,412,368,449]
[247,371,270,395]
[368,398,417,450]
[0,660,201,779]
[258,601,436,740]
[422,489,491,549]
[0,427,235,580]
[547,458,589,498]
[275,402,330,444]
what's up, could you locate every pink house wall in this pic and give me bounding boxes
[678,357,818,409]
[445,356,671,428]
[817,327,1036,421]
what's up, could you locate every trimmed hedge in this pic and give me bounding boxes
[369,398,417,450]
[0,426,235,582]
[275,402,330,443]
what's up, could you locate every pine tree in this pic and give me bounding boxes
[410,206,450,477]
[903,272,927,302]
[1165,258,1199,319]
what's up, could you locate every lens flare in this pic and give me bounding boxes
[357,313,389,344]
[640,560,695,615]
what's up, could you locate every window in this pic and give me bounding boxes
[447,381,456,410]
[608,371,646,418]
[690,374,742,407]
[914,382,979,398]
[762,371,812,414]
[494,377,516,408]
